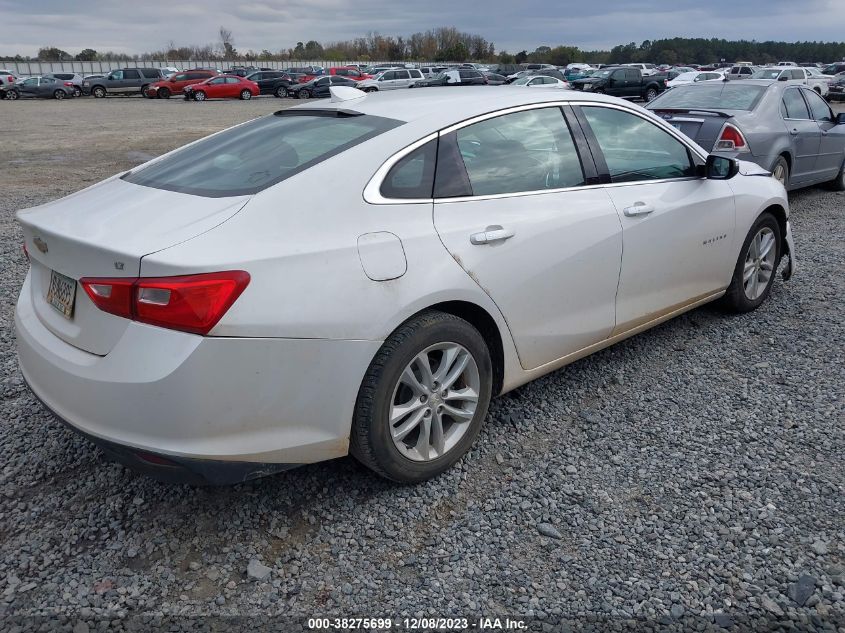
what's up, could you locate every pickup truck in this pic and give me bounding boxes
[570,66,666,102]
[750,66,830,98]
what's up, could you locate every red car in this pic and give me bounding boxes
[146,69,218,99]
[183,75,259,101]
[328,67,373,81]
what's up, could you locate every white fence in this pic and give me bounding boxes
[0,59,398,76]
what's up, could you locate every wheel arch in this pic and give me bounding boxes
[760,203,789,259]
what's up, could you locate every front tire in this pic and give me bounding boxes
[828,158,845,191]
[72,87,82,98]
[299,89,311,99]
[6,89,19,100]
[193,90,206,101]
[721,213,781,313]
[92,86,106,98]
[350,311,493,483]
[158,87,171,99]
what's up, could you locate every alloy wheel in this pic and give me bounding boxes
[743,227,777,301]
[772,163,787,185]
[389,342,480,462]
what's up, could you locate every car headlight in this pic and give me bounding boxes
[83,82,89,86]
[583,84,593,91]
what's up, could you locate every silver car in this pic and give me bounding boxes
[647,80,845,190]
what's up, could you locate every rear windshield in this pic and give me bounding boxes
[123,112,401,197]
[648,84,767,111]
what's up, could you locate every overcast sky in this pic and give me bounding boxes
[1,0,844,57]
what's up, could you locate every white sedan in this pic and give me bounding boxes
[15,87,796,485]
[511,75,570,89]
[667,70,725,88]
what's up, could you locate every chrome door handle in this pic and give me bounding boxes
[470,226,515,245]
[622,202,654,217]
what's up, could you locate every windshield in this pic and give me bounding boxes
[648,83,767,111]
[751,69,783,80]
[123,112,402,197]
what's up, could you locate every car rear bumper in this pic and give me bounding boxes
[15,271,381,481]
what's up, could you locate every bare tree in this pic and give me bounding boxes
[219,26,237,60]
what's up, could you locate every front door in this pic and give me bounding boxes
[780,87,821,184]
[803,88,844,178]
[575,104,736,332]
[432,105,622,370]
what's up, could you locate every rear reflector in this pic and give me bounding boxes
[80,271,249,335]
[714,123,749,152]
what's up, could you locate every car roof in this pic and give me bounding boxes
[290,86,631,128]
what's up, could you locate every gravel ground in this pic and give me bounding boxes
[0,96,843,632]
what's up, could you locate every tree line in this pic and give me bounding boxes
[6,29,845,66]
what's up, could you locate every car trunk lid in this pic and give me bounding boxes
[650,108,739,152]
[18,177,249,355]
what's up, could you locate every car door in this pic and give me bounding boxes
[35,77,53,97]
[121,69,141,92]
[204,76,226,97]
[780,87,821,183]
[573,104,736,332]
[625,69,642,97]
[18,77,38,97]
[225,77,242,97]
[802,88,843,178]
[432,105,622,370]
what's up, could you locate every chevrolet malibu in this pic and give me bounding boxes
[16,87,796,485]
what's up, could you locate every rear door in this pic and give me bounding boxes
[573,104,736,332]
[225,76,242,97]
[432,105,622,370]
[780,87,821,183]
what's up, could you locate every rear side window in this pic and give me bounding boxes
[581,106,695,183]
[802,89,832,121]
[123,70,141,79]
[141,69,160,78]
[782,89,810,119]
[123,113,402,197]
[447,107,585,196]
[380,140,437,199]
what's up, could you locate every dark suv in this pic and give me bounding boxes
[83,68,163,97]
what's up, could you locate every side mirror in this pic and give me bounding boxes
[777,75,788,81]
[705,155,739,180]
[836,113,845,125]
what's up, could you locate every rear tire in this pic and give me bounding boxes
[239,89,252,100]
[53,90,65,100]
[721,212,781,313]
[350,311,493,483]
[645,87,658,102]
[72,86,82,98]
[771,156,789,188]
[275,86,287,98]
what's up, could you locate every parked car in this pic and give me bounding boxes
[244,70,295,95]
[666,66,698,81]
[510,75,569,89]
[482,72,508,85]
[83,68,164,97]
[146,70,218,98]
[287,66,324,77]
[0,68,18,87]
[183,75,259,101]
[666,71,724,88]
[750,67,829,97]
[14,88,798,484]
[4,76,75,100]
[647,80,845,190]
[726,65,758,80]
[485,63,521,77]
[44,73,83,97]
[828,73,845,101]
[822,63,845,76]
[356,69,424,92]
[415,69,486,87]
[160,67,180,78]
[328,67,373,81]
[287,75,357,99]
[570,66,666,101]
[419,66,449,78]
[222,67,257,78]
[623,63,659,76]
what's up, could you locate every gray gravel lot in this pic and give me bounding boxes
[1,96,843,632]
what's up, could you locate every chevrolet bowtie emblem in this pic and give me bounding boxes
[33,237,48,254]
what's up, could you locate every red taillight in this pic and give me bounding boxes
[64,81,73,86]
[714,123,749,152]
[80,271,249,335]
[7,76,14,83]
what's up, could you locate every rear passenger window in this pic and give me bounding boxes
[447,107,585,196]
[123,70,141,79]
[381,140,437,199]
[782,89,810,119]
[581,106,695,183]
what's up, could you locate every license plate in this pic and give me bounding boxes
[46,270,77,319]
